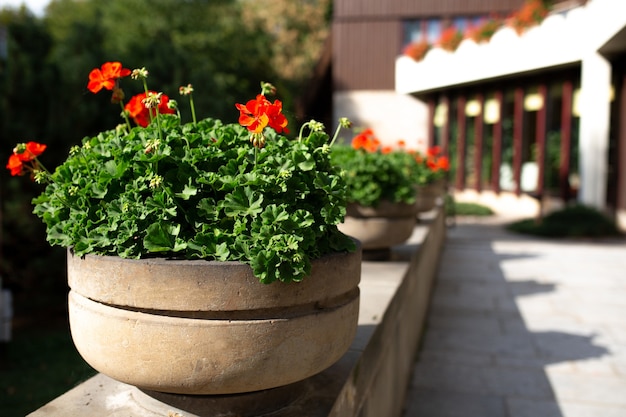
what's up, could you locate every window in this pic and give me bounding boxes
[403,15,487,49]
[425,19,442,44]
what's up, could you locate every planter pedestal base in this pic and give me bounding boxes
[362,248,392,261]
[134,381,307,417]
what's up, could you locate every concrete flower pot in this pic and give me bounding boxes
[66,248,361,395]
[415,180,446,212]
[338,201,419,250]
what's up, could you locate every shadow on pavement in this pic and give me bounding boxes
[403,218,615,417]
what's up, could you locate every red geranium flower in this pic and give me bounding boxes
[6,141,47,177]
[125,91,175,127]
[236,94,290,135]
[351,128,380,153]
[426,154,450,173]
[87,62,131,94]
[235,95,267,134]
[264,99,289,134]
[17,141,47,161]
[436,156,450,171]
[427,146,441,157]
[6,154,24,176]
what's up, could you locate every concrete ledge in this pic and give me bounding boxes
[28,208,446,417]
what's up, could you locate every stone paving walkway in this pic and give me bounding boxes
[403,216,626,417]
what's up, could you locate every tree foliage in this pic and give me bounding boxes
[0,0,332,289]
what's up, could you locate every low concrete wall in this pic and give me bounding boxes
[27,208,447,417]
[329,207,446,417]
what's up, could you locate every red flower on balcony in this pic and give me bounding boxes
[508,0,550,34]
[466,17,503,43]
[437,27,463,52]
[403,40,431,62]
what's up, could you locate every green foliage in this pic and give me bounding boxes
[445,197,494,216]
[0,8,65,288]
[0,0,332,289]
[507,204,622,238]
[43,0,277,131]
[33,115,355,284]
[330,146,419,207]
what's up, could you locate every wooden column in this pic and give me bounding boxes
[535,83,548,196]
[560,80,573,201]
[474,93,484,191]
[456,95,467,190]
[513,86,524,196]
[491,90,503,193]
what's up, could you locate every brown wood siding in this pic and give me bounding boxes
[333,20,401,90]
[333,0,525,90]
[335,0,524,19]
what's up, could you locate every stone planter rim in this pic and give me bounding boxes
[67,245,361,312]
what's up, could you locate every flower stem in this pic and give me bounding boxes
[330,117,352,146]
[155,113,163,142]
[254,146,258,167]
[329,125,342,147]
[31,157,53,184]
[142,79,154,124]
[298,122,310,141]
[119,101,132,130]
[189,93,197,125]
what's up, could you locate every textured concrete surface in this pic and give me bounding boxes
[403,215,626,417]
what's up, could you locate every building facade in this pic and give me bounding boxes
[331,0,523,147]
[330,0,625,226]
[395,0,626,225]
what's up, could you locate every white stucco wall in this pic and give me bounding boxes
[333,90,428,151]
[578,52,612,209]
[617,209,626,231]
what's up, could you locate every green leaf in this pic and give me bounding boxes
[144,222,185,252]
[175,184,198,200]
[90,182,108,199]
[103,160,128,178]
[223,187,264,217]
[146,192,177,218]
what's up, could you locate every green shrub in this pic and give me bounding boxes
[507,204,622,238]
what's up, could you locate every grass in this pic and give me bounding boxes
[445,196,494,216]
[507,204,623,238]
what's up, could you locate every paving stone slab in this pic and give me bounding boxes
[402,216,626,417]
[403,388,507,417]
